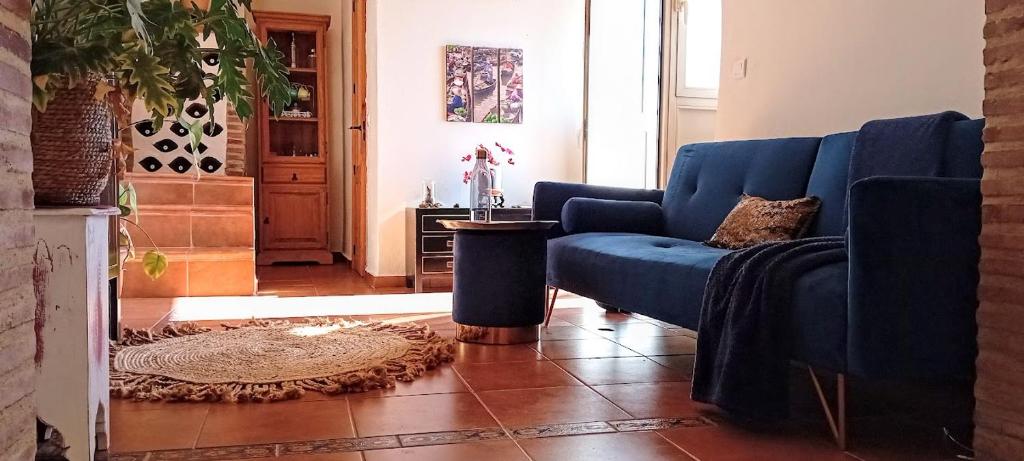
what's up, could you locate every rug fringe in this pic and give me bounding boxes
[110,319,456,403]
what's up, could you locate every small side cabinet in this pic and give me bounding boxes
[406,207,532,292]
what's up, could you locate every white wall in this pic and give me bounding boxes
[716,0,985,140]
[365,0,586,276]
[251,0,350,255]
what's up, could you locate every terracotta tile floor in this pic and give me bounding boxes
[256,263,411,297]
[112,279,972,460]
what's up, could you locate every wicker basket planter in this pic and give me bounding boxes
[31,79,113,207]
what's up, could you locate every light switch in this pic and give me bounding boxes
[732,58,747,79]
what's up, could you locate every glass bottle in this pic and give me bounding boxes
[468,146,493,221]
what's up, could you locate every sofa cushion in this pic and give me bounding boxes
[662,138,822,242]
[533,182,665,238]
[562,198,663,235]
[706,194,821,249]
[805,131,857,237]
[547,233,731,329]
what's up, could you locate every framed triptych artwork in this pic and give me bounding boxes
[446,45,523,124]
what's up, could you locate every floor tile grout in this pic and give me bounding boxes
[344,394,360,438]
[449,365,536,461]
[653,430,702,460]
[108,416,713,460]
[542,352,638,420]
[189,405,211,450]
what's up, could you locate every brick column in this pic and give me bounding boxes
[225,103,247,176]
[0,0,36,459]
[975,1,1024,459]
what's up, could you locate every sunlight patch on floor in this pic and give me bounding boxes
[126,290,598,323]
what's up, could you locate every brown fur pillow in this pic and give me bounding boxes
[705,195,821,250]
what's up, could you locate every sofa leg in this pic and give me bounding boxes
[808,366,847,450]
[544,287,559,327]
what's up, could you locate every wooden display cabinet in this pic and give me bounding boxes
[254,11,332,265]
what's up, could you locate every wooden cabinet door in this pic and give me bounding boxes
[260,185,328,250]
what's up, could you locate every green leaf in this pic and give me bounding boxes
[30,0,290,124]
[117,182,139,220]
[118,226,132,249]
[254,38,292,116]
[123,50,177,118]
[153,34,205,101]
[213,46,254,119]
[125,0,152,50]
[142,250,168,280]
[175,117,205,154]
[32,78,53,112]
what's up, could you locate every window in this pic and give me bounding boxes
[676,0,721,99]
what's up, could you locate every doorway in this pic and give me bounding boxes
[350,0,368,278]
[583,0,663,189]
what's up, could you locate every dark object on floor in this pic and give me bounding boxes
[37,418,69,461]
[596,302,627,313]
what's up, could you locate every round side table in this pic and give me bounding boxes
[439,219,557,345]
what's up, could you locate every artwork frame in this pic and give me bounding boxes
[445,45,473,122]
[446,45,523,124]
[499,48,523,124]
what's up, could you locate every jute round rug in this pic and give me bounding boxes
[110,319,455,403]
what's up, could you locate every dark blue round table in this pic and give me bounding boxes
[440,220,557,344]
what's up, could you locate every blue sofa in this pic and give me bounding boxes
[534,119,983,381]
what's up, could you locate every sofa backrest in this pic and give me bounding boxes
[662,138,822,241]
[802,118,985,237]
[662,118,984,242]
[944,118,985,179]
[804,131,857,237]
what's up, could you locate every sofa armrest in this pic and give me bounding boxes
[562,198,663,235]
[847,176,981,380]
[533,181,664,238]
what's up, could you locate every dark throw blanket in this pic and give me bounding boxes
[691,237,846,418]
[690,111,967,420]
[848,110,967,182]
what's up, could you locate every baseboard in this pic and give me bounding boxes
[365,273,406,288]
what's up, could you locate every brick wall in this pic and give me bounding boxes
[225,103,247,176]
[0,0,36,459]
[975,1,1024,459]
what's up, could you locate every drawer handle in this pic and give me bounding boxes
[446,261,454,269]
[446,240,454,248]
[291,173,298,181]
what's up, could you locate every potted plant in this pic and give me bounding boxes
[30,0,293,206]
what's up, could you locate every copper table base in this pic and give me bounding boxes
[454,323,540,345]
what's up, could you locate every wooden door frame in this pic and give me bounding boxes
[350,0,368,276]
